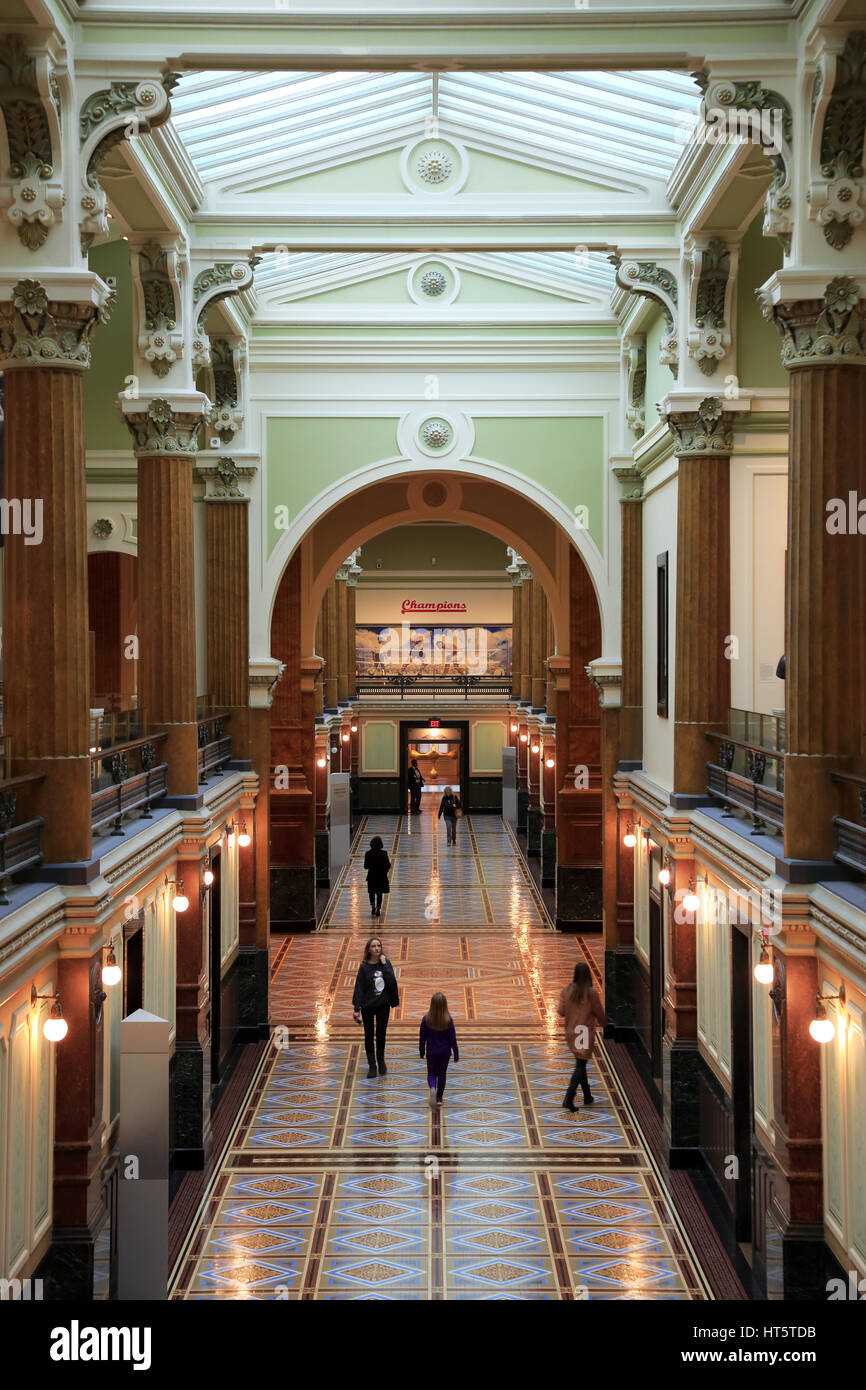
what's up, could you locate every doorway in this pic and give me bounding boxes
[730,923,755,1245]
[401,721,467,812]
[649,892,664,1083]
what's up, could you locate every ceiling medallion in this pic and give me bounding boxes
[417,150,452,184]
[420,269,448,297]
[420,419,452,450]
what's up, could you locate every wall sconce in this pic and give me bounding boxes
[102,946,122,989]
[341,731,350,743]
[682,878,700,913]
[237,821,251,848]
[520,732,528,743]
[203,866,215,888]
[165,874,189,913]
[510,722,518,733]
[754,932,774,985]
[316,754,327,768]
[810,984,846,1044]
[351,723,358,734]
[623,822,637,848]
[31,985,68,1042]
[330,745,338,755]
[545,755,555,769]
[531,742,540,754]
[658,852,671,886]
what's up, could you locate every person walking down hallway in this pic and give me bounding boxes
[364,834,391,917]
[437,786,462,845]
[408,757,425,813]
[557,962,606,1111]
[352,936,399,1078]
[419,992,459,1108]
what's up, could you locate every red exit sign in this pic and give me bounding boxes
[429,719,440,728]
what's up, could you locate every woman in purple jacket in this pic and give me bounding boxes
[419,992,459,1108]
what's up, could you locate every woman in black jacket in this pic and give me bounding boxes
[363,834,391,917]
[352,935,399,1077]
[437,787,462,846]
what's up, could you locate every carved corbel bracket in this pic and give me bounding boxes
[0,34,64,250]
[622,334,647,435]
[808,31,866,250]
[130,237,185,378]
[702,77,794,253]
[79,73,175,254]
[686,236,739,377]
[611,256,679,374]
[203,333,246,441]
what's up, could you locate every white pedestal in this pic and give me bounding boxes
[118,1009,169,1300]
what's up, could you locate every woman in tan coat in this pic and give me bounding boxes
[557,962,606,1111]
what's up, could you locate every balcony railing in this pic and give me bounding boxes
[706,726,784,834]
[91,734,168,837]
[0,773,44,903]
[197,711,231,782]
[355,674,513,700]
[831,772,866,876]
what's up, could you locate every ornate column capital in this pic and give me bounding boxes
[660,392,747,456]
[120,393,209,457]
[248,657,285,710]
[613,464,644,502]
[0,272,114,371]
[198,455,256,501]
[758,271,866,369]
[585,658,623,709]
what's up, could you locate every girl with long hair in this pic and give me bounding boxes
[419,991,460,1107]
[352,935,399,1078]
[363,834,391,918]
[556,961,606,1111]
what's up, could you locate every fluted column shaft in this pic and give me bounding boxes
[5,366,92,861]
[336,576,349,704]
[519,575,533,703]
[530,582,546,708]
[206,499,250,760]
[323,579,339,710]
[784,364,866,858]
[138,453,199,793]
[545,604,556,713]
[346,579,357,701]
[620,492,644,763]
[673,455,730,795]
[510,576,522,698]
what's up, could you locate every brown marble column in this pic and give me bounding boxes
[335,569,349,705]
[124,400,206,798]
[663,853,699,1157]
[765,933,824,1297]
[88,552,138,709]
[510,570,523,699]
[173,852,212,1164]
[545,604,556,713]
[323,578,339,711]
[530,582,547,709]
[206,494,250,761]
[763,278,866,864]
[2,288,108,864]
[664,399,733,802]
[618,471,644,763]
[346,576,357,700]
[519,566,533,704]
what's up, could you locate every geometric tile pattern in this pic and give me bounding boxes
[171,808,713,1300]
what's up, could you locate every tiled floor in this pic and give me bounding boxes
[171,811,715,1300]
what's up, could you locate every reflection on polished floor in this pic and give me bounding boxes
[170,811,733,1300]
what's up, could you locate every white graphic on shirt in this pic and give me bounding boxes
[374,970,385,994]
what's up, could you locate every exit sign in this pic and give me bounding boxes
[429,719,440,728]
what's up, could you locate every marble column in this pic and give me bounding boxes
[335,568,350,705]
[510,568,523,699]
[530,582,547,709]
[663,853,699,1158]
[540,733,557,883]
[41,941,106,1296]
[238,659,283,1041]
[0,279,111,865]
[345,573,357,701]
[526,721,544,856]
[763,934,825,1298]
[323,578,339,711]
[205,488,250,763]
[123,399,207,800]
[663,398,734,804]
[762,275,866,866]
[519,565,533,704]
[173,851,211,1167]
[544,605,556,713]
[617,469,644,765]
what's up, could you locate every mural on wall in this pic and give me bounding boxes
[356,623,512,676]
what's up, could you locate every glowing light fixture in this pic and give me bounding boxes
[545,756,555,769]
[165,874,189,913]
[658,855,671,887]
[623,822,637,848]
[341,731,350,743]
[238,821,251,848]
[754,932,774,985]
[317,755,327,768]
[531,742,540,754]
[351,723,358,733]
[810,985,845,1044]
[203,868,214,888]
[682,878,700,913]
[520,732,528,743]
[32,987,68,1042]
[510,722,519,733]
[102,946,122,989]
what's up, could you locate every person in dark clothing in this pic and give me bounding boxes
[352,935,399,1078]
[557,961,606,1111]
[437,787,462,845]
[419,991,459,1106]
[363,834,391,917]
[408,758,425,813]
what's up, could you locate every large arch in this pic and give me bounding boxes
[258,458,618,663]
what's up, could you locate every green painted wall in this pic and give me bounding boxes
[86,239,134,451]
[736,211,787,389]
[268,416,398,553]
[463,148,613,195]
[364,524,507,572]
[643,307,672,427]
[471,416,605,551]
[362,720,398,773]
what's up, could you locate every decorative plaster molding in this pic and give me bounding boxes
[249,657,285,709]
[686,236,739,377]
[610,256,678,374]
[585,658,623,708]
[132,239,183,378]
[701,75,794,253]
[79,73,175,254]
[198,456,256,501]
[759,273,866,368]
[120,395,208,457]
[0,275,113,371]
[622,335,646,436]
[0,34,63,251]
[809,31,866,251]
